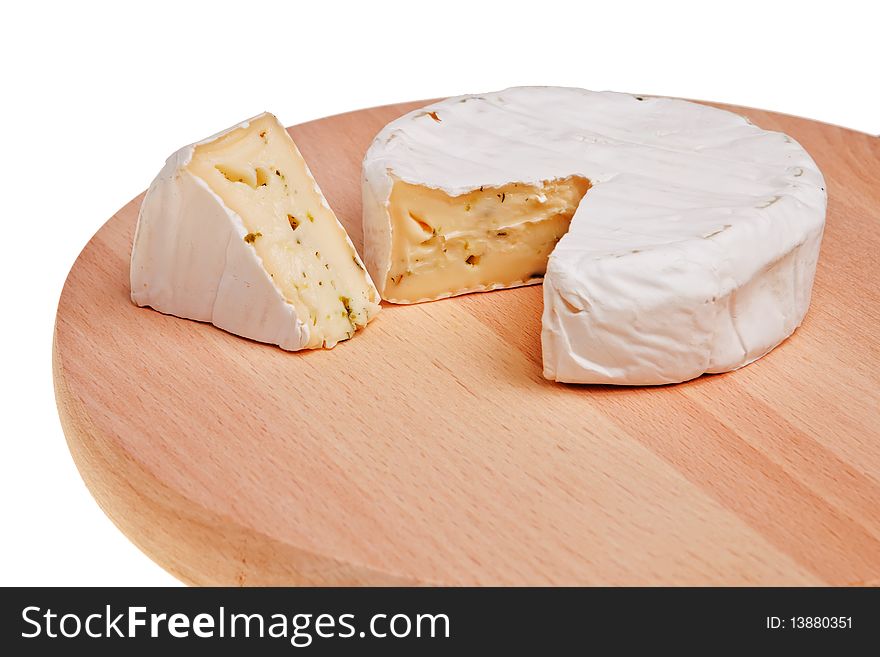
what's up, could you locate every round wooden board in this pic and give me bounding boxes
[54,99,880,586]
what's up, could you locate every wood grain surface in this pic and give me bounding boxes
[53,99,880,586]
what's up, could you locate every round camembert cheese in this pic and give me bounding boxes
[362,87,826,385]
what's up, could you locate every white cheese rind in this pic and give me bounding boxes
[131,118,309,350]
[363,87,827,385]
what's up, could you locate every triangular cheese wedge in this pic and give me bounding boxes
[132,113,380,350]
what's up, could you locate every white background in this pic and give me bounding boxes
[1,0,876,586]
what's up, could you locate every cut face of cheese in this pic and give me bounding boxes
[186,115,379,347]
[384,176,590,303]
[362,87,827,385]
[131,113,380,350]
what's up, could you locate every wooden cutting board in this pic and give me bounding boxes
[53,99,880,586]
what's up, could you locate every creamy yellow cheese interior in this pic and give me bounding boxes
[188,114,380,348]
[384,176,590,302]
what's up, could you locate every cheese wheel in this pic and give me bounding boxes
[362,87,826,385]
